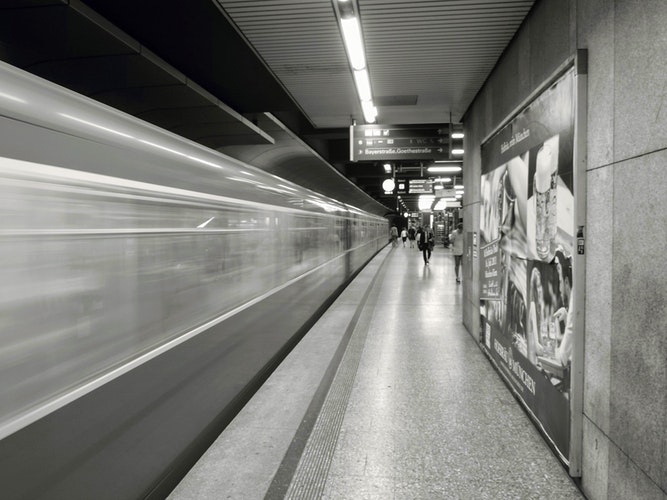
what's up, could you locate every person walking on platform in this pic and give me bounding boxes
[389,224,398,247]
[400,227,408,247]
[450,222,464,283]
[408,225,416,248]
[419,226,434,264]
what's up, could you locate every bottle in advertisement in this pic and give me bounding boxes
[500,169,516,236]
[534,142,558,260]
[496,168,505,240]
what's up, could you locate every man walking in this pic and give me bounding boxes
[419,226,434,265]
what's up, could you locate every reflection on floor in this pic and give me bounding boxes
[170,244,584,500]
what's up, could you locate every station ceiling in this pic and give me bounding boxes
[0,0,535,216]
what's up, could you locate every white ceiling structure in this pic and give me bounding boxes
[216,0,536,129]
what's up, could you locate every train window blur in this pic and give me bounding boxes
[0,158,386,433]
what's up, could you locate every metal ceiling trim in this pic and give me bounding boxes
[211,0,321,130]
[67,0,275,145]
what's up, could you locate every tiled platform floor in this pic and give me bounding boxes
[170,244,584,499]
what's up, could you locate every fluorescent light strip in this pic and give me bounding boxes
[340,17,366,70]
[428,166,461,173]
[361,100,377,123]
[353,69,372,101]
[337,7,376,123]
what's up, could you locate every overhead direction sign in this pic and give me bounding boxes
[351,124,450,161]
[408,179,433,194]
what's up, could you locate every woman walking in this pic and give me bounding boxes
[449,223,464,283]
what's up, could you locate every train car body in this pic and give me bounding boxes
[0,61,386,499]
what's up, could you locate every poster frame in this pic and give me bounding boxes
[478,51,587,476]
[569,49,587,478]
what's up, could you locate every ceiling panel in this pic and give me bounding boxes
[217,0,535,127]
[216,0,362,128]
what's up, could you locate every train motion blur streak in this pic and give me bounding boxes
[0,60,386,499]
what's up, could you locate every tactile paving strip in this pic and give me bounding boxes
[264,252,389,500]
[285,274,381,500]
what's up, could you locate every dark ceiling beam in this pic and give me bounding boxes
[0,0,274,148]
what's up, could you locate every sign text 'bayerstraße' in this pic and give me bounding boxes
[350,124,450,161]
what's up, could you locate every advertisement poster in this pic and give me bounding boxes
[479,69,575,460]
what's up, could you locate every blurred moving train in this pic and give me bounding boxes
[0,60,387,499]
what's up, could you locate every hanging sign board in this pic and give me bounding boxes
[408,179,433,194]
[350,124,450,161]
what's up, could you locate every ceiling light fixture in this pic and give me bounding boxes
[334,0,376,124]
[340,17,366,70]
[418,197,434,210]
[361,99,377,123]
[353,69,372,101]
[452,132,465,139]
[451,148,465,155]
[428,166,462,173]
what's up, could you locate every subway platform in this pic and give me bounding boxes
[168,243,584,499]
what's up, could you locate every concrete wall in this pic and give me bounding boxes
[462,1,666,498]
